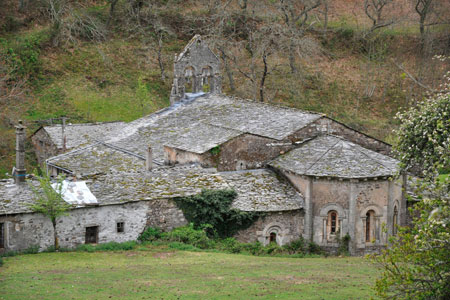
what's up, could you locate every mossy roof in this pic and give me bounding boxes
[270,135,400,179]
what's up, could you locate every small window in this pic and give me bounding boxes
[327,210,338,236]
[393,206,398,235]
[117,222,124,233]
[366,210,375,242]
[0,223,4,248]
[85,226,98,244]
[269,232,277,243]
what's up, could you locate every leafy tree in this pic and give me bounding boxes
[372,179,450,299]
[28,173,72,250]
[394,68,450,179]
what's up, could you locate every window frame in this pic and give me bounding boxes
[116,222,125,233]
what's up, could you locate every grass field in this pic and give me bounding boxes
[0,248,378,300]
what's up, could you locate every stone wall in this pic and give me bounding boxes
[31,128,60,167]
[164,133,293,171]
[288,117,392,156]
[278,171,404,255]
[0,199,187,253]
[234,210,304,246]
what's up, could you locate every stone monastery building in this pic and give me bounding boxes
[0,36,406,255]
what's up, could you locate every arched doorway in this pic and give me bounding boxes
[269,232,277,244]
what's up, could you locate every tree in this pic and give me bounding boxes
[274,0,322,74]
[372,64,450,300]
[28,173,72,250]
[394,68,450,178]
[363,0,394,35]
[372,178,450,299]
[414,0,433,39]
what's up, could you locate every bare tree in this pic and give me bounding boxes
[106,0,119,28]
[274,0,322,74]
[363,0,394,35]
[414,0,433,38]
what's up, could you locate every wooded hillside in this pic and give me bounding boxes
[1,0,449,176]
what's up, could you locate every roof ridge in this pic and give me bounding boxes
[347,140,396,171]
[304,136,342,174]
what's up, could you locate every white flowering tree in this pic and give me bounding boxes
[372,179,450,299]
[394,64,449,178]
[372,57,450,299]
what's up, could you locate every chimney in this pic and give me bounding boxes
[15,120,27,184]
[146,145,152,171]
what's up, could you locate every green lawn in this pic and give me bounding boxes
[0,248,378,300]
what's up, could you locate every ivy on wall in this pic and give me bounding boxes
[174,189,263,238]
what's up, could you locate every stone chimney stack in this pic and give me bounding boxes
[15,120,27,184]
[146,145,152,171]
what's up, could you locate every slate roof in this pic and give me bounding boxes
[47,94,322,175]
[0,180,37,215]
[0,168,303,215]
[38,122,125,150]
[270,135,400,179]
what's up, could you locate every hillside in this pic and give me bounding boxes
[1,0,449,176]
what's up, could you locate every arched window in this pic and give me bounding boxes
[393,206,398,235]
[366,210,375,242]
[327,210,338,236]
[269,232,277,244]
[201,66,213,92]
[184,66,195,93]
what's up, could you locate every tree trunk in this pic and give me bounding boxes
[260,53,268,102]
[107,0,119,28]
[220,49,235,92]
[52,219,59,250]
[157,35,165,81]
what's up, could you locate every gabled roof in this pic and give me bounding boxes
[47,94,322,175]
[175,34,219,62]
[34,121,125,150]
[270,135,399,179]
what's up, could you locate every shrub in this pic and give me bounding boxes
[307,241,322,254]
[163,224,213,249]
[77,241,137,252]
[168,242,200,251]
[0,256,3,267]
[264,243,284,255]
[217,238,243,254]
[138,227,163,242]
[283,237,306,254]
[241,242,264,255]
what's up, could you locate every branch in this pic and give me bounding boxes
[392,60,437,93]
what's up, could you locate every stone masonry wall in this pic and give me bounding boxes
[31,129,60,167]
[0,199,187,253]
[234,210,304,246]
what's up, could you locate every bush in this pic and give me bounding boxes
[0,256,3,267]
[163,223,213,249]
[76,241,137,252]
[168,242,200,251]
[217,238,243,254]
[138,227,163,242]
[307,241,322,254]
[283,238,306,254]
[241,242,264,255]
